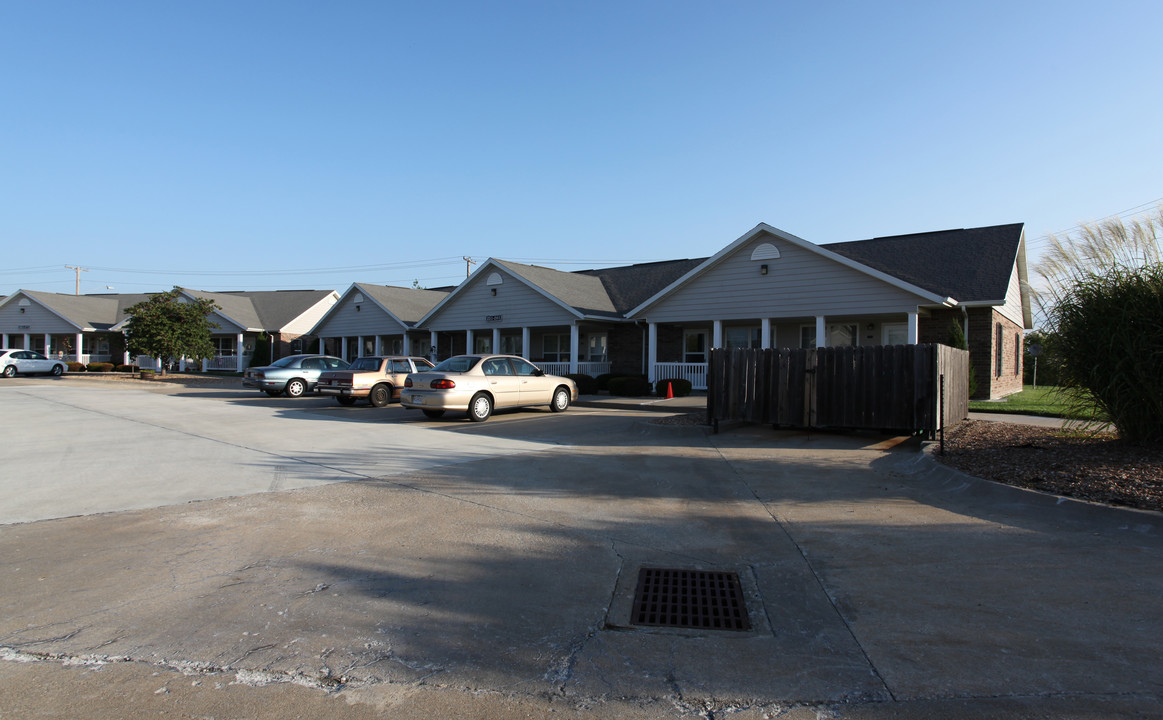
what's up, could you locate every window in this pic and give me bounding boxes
[724,326,760,350]
[513,358,540,376]
[542,334,570,362]
[800,325,816,349]
[683,330,707,363]
[584,332,608,361]
[482,357,514,376]
[211,337,236,356]
[882,323,908,346]
[828,324,858,347]
[996,323,1005,376]
[474,335,492,354]
[499,334,522,356]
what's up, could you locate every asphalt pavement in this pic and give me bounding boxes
[1,376,1160,719]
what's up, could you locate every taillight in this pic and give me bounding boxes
[431,378,456,389]
[404,377,413,388]
[253,371,264,379]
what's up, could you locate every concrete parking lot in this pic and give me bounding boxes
[1,376,1161,719]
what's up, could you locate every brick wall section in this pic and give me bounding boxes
[606,323,645,376]
[918,307,1023,399]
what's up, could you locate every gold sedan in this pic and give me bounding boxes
[401,355,578,422]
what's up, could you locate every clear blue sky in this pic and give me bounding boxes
[3,1,1161,296]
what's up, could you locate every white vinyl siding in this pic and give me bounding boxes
[999,264,1026,328]
[639,236,931,323]
[314,295,409,337]
[0,295,82,334]
[424,269,577,331]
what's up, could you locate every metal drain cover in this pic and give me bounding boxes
[630,568,750,631]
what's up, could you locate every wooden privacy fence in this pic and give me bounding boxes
[707,344,969,436]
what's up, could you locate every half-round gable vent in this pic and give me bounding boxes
[353,293,364,303]
[18,298,30,306]
[751,242,781,261]
[486,272,503,286]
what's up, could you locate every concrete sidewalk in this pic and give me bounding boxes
[576,391,1074,429]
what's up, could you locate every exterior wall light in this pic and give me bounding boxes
[491,288,497,296]
[760,264,768,275]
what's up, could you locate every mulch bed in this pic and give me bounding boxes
[936,420,1163,513]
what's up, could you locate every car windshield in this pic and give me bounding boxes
[434,356,481,373]
[270,356,303,368]
[348,357,381,371]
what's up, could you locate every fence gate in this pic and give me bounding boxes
[707,344,969,436]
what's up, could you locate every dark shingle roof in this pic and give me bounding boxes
[356,284,448,324]
[823,223,1024,302]
[579,258,707,315]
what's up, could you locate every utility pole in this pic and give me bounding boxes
[463,256,477,278]
[65,265,89,295]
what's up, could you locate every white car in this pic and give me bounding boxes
[0,349,68,377]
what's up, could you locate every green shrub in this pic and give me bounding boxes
[115,364,138,373]
[1050,262,1163,444]
[607,375,650,396]
[595,373,617,392]
[86,362,114,373]
[654,378,692,397]
[565,373,598,395]
[66,362,86,372]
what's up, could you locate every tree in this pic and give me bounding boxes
[1035,206,1163,444]
[123,288,219,374]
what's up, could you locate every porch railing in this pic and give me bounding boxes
[537,361,611,377]
[206,353,254,371]
[653,362,709,390]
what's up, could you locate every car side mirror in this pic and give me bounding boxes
[533,369,544,377]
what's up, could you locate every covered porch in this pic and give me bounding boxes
[423,322,614,376]
[645,312,924,390]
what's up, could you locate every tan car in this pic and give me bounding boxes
[401,354,578,422]
[316,356,435,407]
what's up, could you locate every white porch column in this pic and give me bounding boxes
[318,337,325,353]
[815,316,826,348]
[647,322,658,383]
[23,333,30,350]
[492,328,501,354]
[569,324,580,374]
[429,330,438,360]
[236,333,245,372]
[43,333,50,355]
[374,336,383,356]
[1,334,6,347]
[75,332,83,362]
[357,336,364,357]
[712,320,723,349]
[907,312,919,345]
[402,333,412,355]
[521,327,531,359]
[761,318,772,349]
[466,329,474,354]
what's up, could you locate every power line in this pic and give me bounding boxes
[1037,195,1163,242]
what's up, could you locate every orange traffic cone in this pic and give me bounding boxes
[666,382,674,399]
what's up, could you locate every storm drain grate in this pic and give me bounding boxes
[630,568,750,631]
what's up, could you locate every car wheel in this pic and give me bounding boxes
[265,390,282,397]
[2,365,15,378]
[51,364,64,376]
[285,378,307,398]
[422,409,445,419]
[369,384,392,407]
[336,396,357,406]
[468,392,493,422]
[550,386,571,412]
